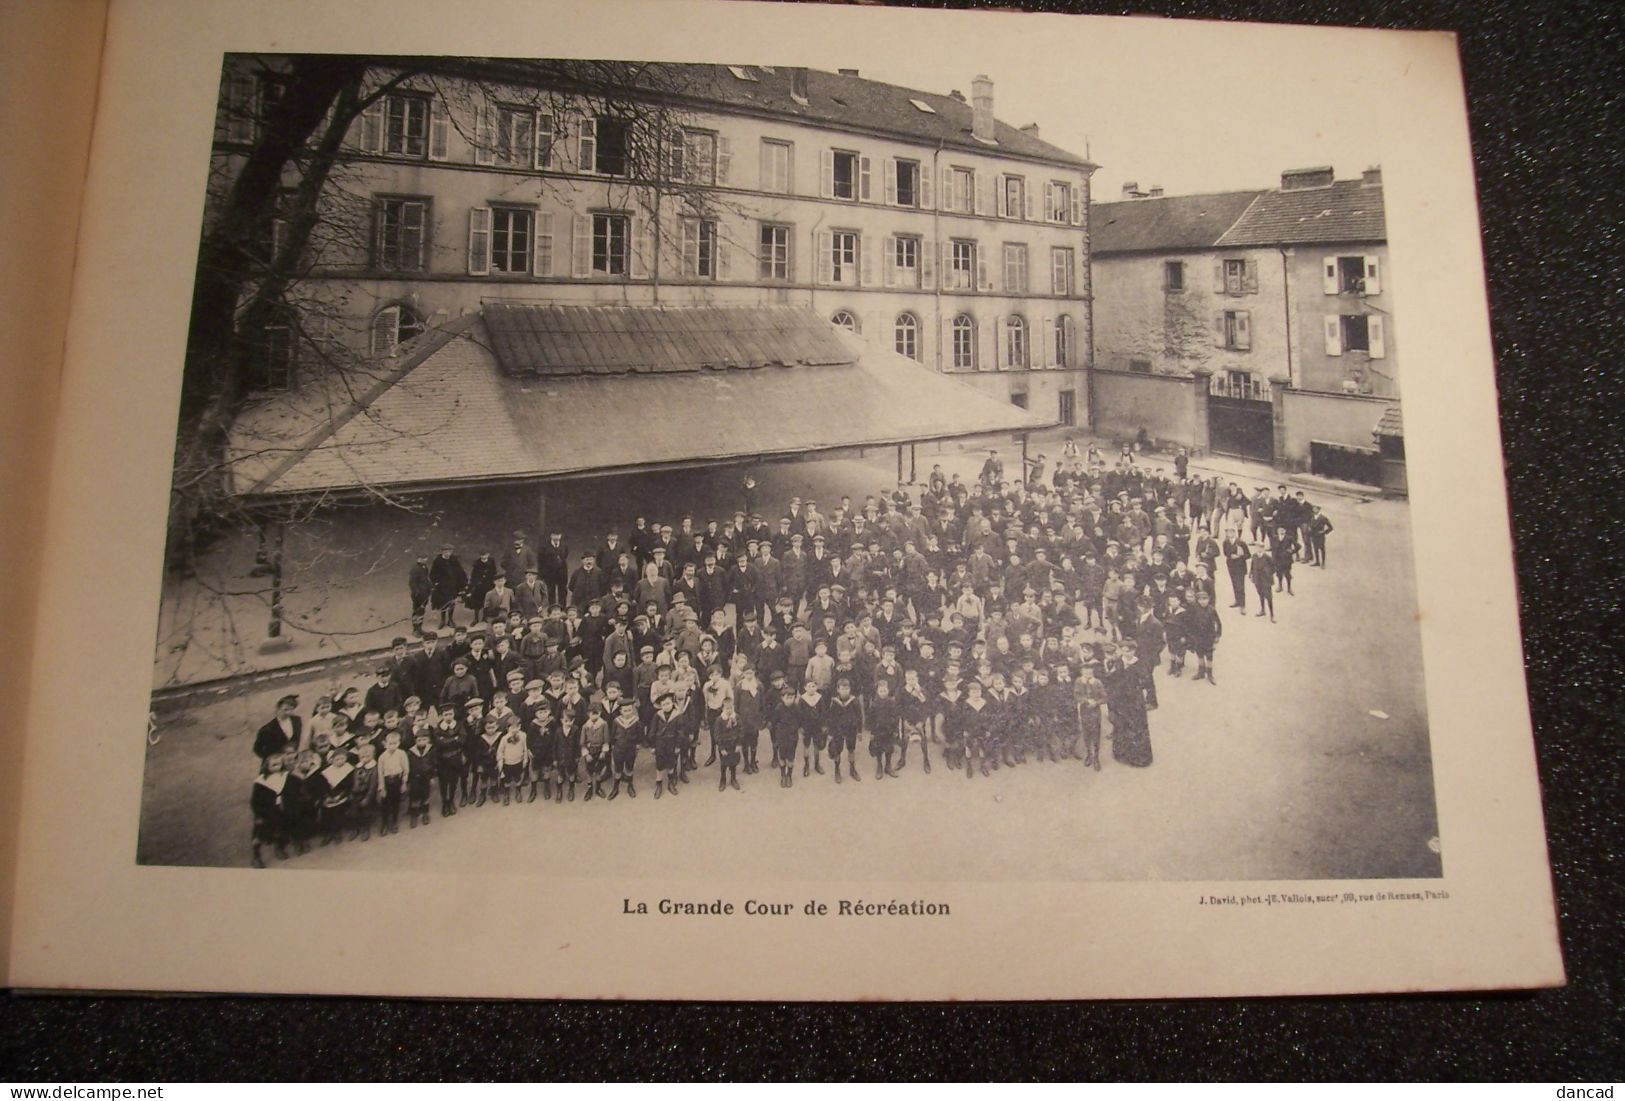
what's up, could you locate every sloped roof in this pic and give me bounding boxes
[228,305,1049,498]
[483,303,850,377]
[1216,178,1386,246]
[1090,190,1265,254]
[1374,404,1403,438]
[468,60,1092,169]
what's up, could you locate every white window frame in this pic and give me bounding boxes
[375,197,429,272]
[383,92,430,158]
[592,212,630,276]
[952,314,977,371]
[894,313,920,361]
[951,239,976,292]
[1005,315,1028,368]
[759,223,791,281]
[831,310,860,334]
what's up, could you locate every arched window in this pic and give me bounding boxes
[1004,314,1027,369]
[951,314,977,371]
[370,302,426,357]
[1055,315,1075,368]
[830,309,860,334]
[894,312,920,361]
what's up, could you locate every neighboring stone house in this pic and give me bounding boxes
[1092,166,1394,398]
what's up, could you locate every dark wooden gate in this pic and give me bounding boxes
[1208,377,1274,463]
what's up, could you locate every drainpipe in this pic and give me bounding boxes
[1279,246,1294,388]
[809,210,825,314]
[931,139,945,373]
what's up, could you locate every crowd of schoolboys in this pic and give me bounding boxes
[247,442,1334,867]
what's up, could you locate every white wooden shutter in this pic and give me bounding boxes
[859,156,872,202]
[577,116,597,174]
[977,247,992,292]
[883,158,897,205]
[816,230,833,285]
[941,241,955,289]
[571,213,591,277]
[1213,311,1227,349]
[474,104,495,166]
[717,230,732,279]
[1324,314,1342,356]
[883,237,897,288]
[1243,259,1259,294]
[942,166,955,211]
[1368,315,1386,358]
[535,113,552,169]
[1235,310,1252,350]
[1024,185,1035,221]
[681,219,698,277]
[1036,317,1052,368]
[716,136,732,184]
[1364,255,1382,294]
[998,318,1009,369]
[631,218,652,279]
[920,240,934,289]
[370,306,400,357]
[820,149,835,198]
[535,212,554,276]
[359,98,384,154]
[428,100,451,161]
[1322,257,1339,294]
[975,172,992,216]
[467,207,491,276]
[1213,260,1227,294]
[919,167,933,209]
[1070,185,1083,225]
[859,234,873,287]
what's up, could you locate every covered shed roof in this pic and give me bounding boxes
[228,305,1048,500]
[1374,404,1403,439]
[1090,190,1264,254]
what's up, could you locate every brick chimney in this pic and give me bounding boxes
[1148,185,1164,198]
[1121,181,1145,199]
[788,67,809,104]
[971,74,995,143]
[1362,165,1383,187]
[948,89,965,103]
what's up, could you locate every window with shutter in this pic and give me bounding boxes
[592,213,629,276]
[919,167,933,210]
[358,98,384,154]
[1242,259,1259,295]
[385,93,430,158]
[223,72,257,143]
[1322,257,1339,295]
[571,214,590,277]
[490,208,533,274]
[370,306,400,358]
[952,315,976,371]
[1005,316,1027,368]
[894,313,920,361]
[1363,255,1382,294]
[716,136,732,183]
[473,103,495,166]
[859,156,872,202]
[1368,315,1386,357]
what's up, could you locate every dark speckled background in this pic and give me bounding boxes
[3,0,1621,1081]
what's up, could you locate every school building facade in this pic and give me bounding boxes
[216,58,1096,429]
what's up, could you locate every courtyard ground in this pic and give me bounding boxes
[139,440,1441,882]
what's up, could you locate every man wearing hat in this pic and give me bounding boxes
[429,544,467,629]
[501,531,538,589]
[364,665,406,719]
[696,551,728,625]
[254,694,302,759]
[407,554,432,635]
[514,567,546,621]
[538,531,570,609]
[567,551,605,613]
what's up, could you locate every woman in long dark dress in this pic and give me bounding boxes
[1104,648,1153,767]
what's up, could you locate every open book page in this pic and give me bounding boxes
[8,0,1560,998]
[0,0,111,987]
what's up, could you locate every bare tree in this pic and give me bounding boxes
[163,55,744,677]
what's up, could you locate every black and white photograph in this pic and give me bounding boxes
[137,48,1439,883]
